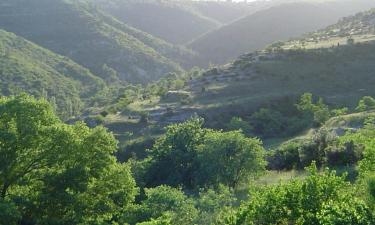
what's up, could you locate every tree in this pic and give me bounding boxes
[145,118,265,189]
[356,96,375,112]
[146,117,207,188]
[296,93,331,126]
[250,108,285,137]
[197,131,266,188]
[0,94,137,224]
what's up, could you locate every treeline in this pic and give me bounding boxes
[1,94,375,224]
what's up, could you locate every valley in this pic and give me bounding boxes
[2,1,375,224]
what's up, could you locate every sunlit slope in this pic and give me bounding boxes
[282,8,375,49]
[0,29,105,114]
[184,8,375,114]
[0,0,184,83]
[188,0,375,66]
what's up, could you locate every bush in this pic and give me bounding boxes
[268,141,301,170]
[231,164,374,225]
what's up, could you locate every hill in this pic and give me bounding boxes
[179,0,269,25]
[92,0,281,45]
[188,0,375,66]
[0,0,188,84]
[91,0,221,45]
[0,29,105,118]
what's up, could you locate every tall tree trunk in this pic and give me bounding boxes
[1,183,8,199]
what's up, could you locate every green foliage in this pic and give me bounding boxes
[195,185,238,225]
[268,142,301,170]
[143,117,266,189]
[137,186,198,225]
[269,128,351,170]
[126,185,237,225]
[231,163,374,225]
[317,198,374,225]
[250,108,286,137]
[197,131,266,188]
[0,199,20,225]
[146,117,206,188]
[296,93,331,126]
[356,96,375,112]
[0,94,137,224]
[250,106,309,138]
[340,125,375,177]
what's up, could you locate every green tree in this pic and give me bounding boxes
[250,108,285,137]
[197,131,266,188]
[356,96,375,112]
[0,94,137,224]
[296,93,331,125]
[146,117,207,188]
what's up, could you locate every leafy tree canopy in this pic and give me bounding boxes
[0,94,137,224]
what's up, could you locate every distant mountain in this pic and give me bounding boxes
[188,0,375,66]
[90,0,221,45]
[179,0,272,25]
[0,29,105,117]
[0,0,189,84]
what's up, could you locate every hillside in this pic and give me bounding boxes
[101,8,375,148]
[91,0,221,45]
[0,29,105,118]
[0,0,188,84]
[281,8,375,49]
[188,0,375,66]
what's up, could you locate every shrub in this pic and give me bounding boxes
[356,96,375,112]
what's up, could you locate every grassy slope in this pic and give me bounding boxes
[0,0,183,84]
[0,29,105,114]
[188,0,375,66]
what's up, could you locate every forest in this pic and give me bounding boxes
[2,0,375,224]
